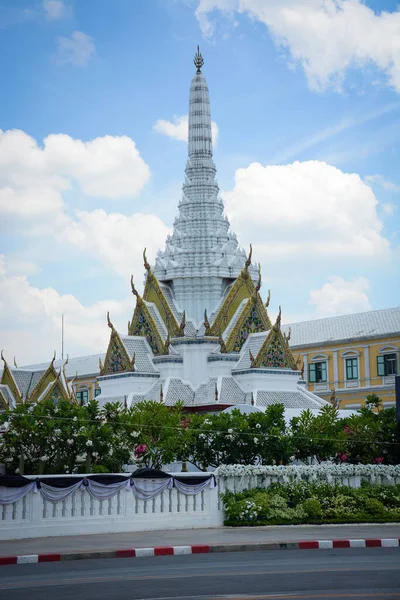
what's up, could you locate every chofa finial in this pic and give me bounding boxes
[107,311,113,329]
[143,248,150,272]
[194,45,204,73]
[245,244,252,269]
[130,275,138,297]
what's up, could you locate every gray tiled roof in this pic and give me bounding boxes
[220,377,245,404]
[0,384,15,408]
[23,354,106,379]
[119,336,157,373]
[10,368,47,398]
[256,387,326,409]
[234,332,268,370]
[193,378,217,404]
[282,307,400,348]
[165,378,194,405]
[146,302,168,338]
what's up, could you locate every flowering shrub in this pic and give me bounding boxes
[221,481,400,526]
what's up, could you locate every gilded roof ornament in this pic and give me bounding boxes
[160,384,164,402]
[249,349,257,369]
[143,247,151,272]
[274,306,282,331]
[245,244,252,269]
[204,309,210,330]
[130,275,139,297]
[218,330,227,353]
[265,289,271,308]
[180,310,186,333]
[193,45,204,73]
[0,350,6,365]
[215,382,218,402]
[13,356,18,368]
[255,263,261,292]
[131,352,136,372]
[50,350,56,366]
[107,311,114,329]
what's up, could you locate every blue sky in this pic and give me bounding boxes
[0,0,399,363]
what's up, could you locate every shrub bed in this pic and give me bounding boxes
[221,481,400,526]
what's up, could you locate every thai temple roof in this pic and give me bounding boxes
[2,49,398,415]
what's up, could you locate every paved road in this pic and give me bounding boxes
[0,548,399,600]
[2,523,400,556]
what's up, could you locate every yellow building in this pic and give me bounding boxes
[282,307,400,409]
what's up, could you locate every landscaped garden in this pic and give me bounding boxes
[221,480,400,526]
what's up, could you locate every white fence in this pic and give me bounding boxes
[1,466,400,541]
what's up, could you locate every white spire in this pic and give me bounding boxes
[153,48,257,324]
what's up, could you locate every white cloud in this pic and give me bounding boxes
[196,0,400,93]
[0,129,150,221]
[382,203,396,216]
[61,209,170,280]
[153,114,219,145]
[223,160,391,261]
[56,31,95,66]
[309,275,371,317]
[43,0,71,20]
[0,254,131,364]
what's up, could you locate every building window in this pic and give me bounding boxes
[377,354,397,376]
[76,388,89,405]
[346,358,358,380]
[309,361,327,383]
[94,388,101,397]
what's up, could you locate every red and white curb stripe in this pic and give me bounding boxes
[0,539,398,566]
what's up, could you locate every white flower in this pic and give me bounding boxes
[130,431,139,438]
[92,451,99,457]
[67,439,74,445]
[40,455,49,462]
[255,423,261,429]
[109,448,113,456]
[199,434,206,440]
[204,419,211,425]
[54,429,61,436]
[227,429,233,434]
[15,468,20,474]
[86,440,93,447]
[73,417,78,422]
[253,437,259,444]
[226,434,233,441]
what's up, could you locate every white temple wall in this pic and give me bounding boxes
[233,370,300,392]
[97,373,159,404]
[173,342,218,388]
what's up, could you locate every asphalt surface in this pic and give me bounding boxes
[0,548,399,600]
[2,523,400,555]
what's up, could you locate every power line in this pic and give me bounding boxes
[2,411,400,446]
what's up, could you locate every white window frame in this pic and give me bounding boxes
[309,354,329,391]
[377,346,399,384]
[341,350,360,388]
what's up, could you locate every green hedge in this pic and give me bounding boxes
[221,481,400,526]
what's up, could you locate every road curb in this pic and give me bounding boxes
[1,538,399,565]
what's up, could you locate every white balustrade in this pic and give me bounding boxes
[1,469,399,541]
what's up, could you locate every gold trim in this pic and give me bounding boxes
[224,293,272,353]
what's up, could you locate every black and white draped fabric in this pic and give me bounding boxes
[0,475,37,505]
[87,478,131,501]
[0,471,215,504]
[173,475,215,496]
[39,478,84,503]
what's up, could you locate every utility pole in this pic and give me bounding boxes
[61,314,64,360]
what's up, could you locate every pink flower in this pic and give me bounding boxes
[134,444,147,458]
[373,456,384,464]
[344,426,353,434]
[337,453,348,463]
[181,419,188,429]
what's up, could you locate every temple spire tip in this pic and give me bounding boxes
[194,45,204,73]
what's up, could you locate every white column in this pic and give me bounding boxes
[363,345,370,387]
[302,354,308,382]
[332,350,339,387]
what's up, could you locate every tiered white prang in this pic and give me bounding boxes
[153,52,257,325]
